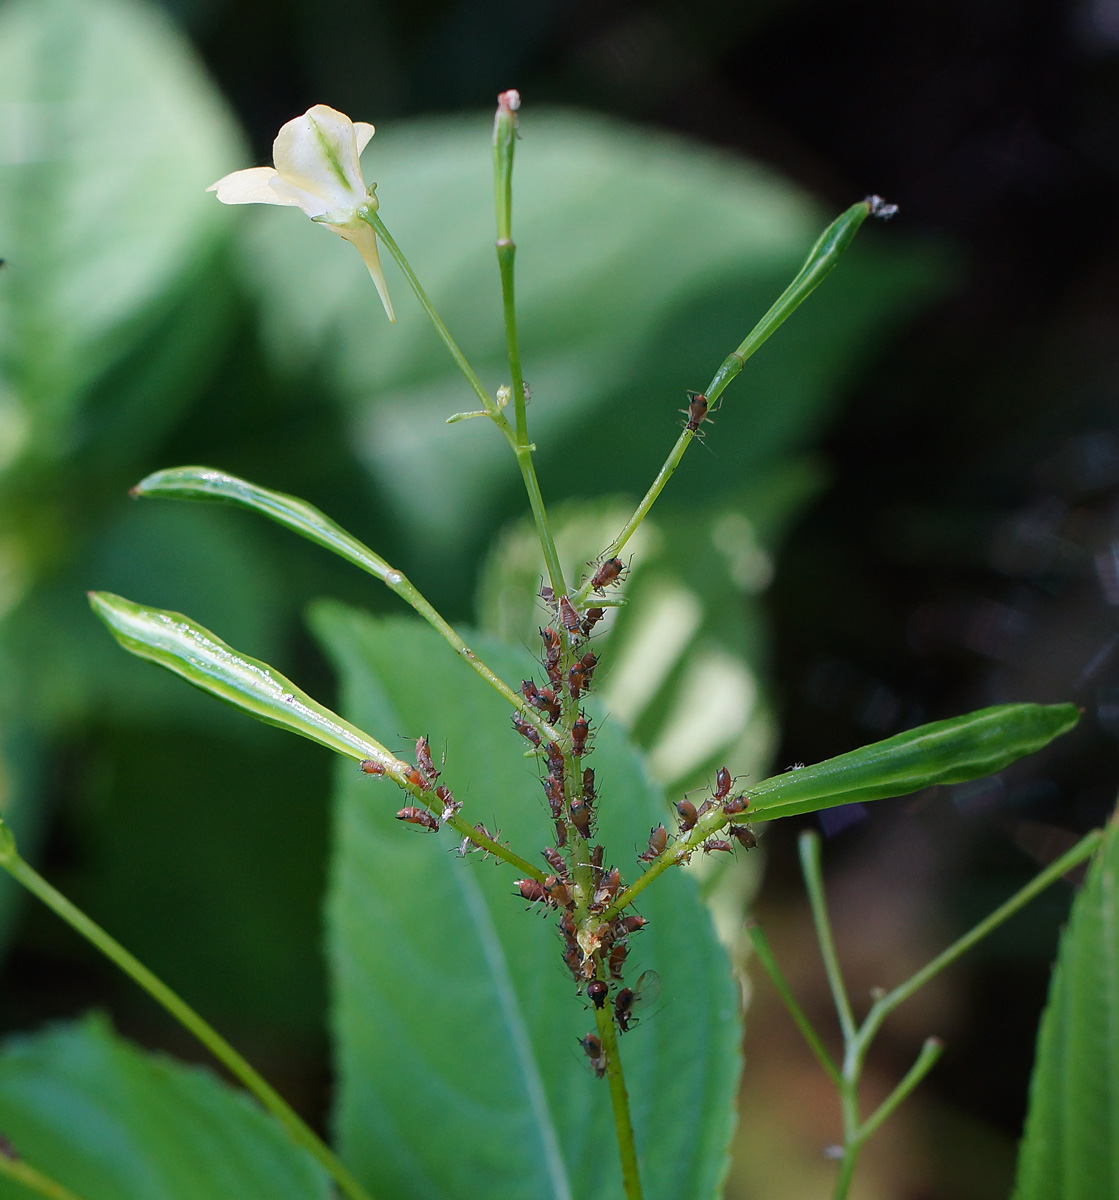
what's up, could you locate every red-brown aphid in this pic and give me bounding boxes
[540,626,562,670]
[405,767,429,791]
[579,1032,607,1078]
[582,767,596,803]
[618,914,648,935]
[434,784,461,821]
[639,823,668,862]
[723,794,749,816]
[608,941,629,980]
[359,759,386,775]
[572,715,590,757]
[546,742,565,778]
[586,979,609,1009]
[567,663,586,699]
[542,846,568,876]
[676,799,698,832]
[415,736,440,784]
[516,878,550,906]
[397,806,439,832]
[554,819,568,848]
[581,607,605,638]
[702,838,733,855]
[713,766,732,802]
[728,824,757,850]
[569,797,593,839]
[593,867,621,910]
[544,875,573,908]
[683,389,709,434]
[589,844,605,872]
[562,940,584,980]
[543,773,564,817]
[591,557,625,592]
[513,714,542,747]
[558,596,581,635]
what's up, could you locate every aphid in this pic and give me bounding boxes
[593,867,621,910]
[723,794,749,816]
[543,773,564,817]
[359,759,386,776]
[676,799,698,832]
[521,679,541,706]
[713,766,732,802]
[618,913,648,935]
[546,742,566,778]
[579,651,598,679]
[702,838,733,855]
[396,806,439,832]
[614,970,660,1033]
[544,875,573,908]
[590,557,625,592]
[404,768,430,791]
[562,940,584,979]
[516,878,550,906]
[728,824,757,850]
[582,767,597,803]
[586,979,609,1009]
[608,941,629,980]
[539,584,554,604]
[569,797,593,839]
[572,715,590,757]
[456,833,484,857]
[415,736,440,784]
[578,1032,607,1078]
[567,663,586,699]
[542,846,568,876]
[434,784,462,821]
[540,626,562,670]
[553,819,568,848]
[581,607,605,637]
[558,596,581,635]
[513,714,542,747]
[639,824,667,862]
[683,389,709,434]
[589,845,605,872]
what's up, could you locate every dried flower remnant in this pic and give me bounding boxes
[209,104,396,321]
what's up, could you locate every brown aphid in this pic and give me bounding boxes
[608,941,629,980]
[589,844,605,872]
[582,767,596,803]
[618,914,648,935]
[359,758,387,776]
[554,819,568,848]
[593,867,621,910]
[540,626,562,670]
[539,584,554,604]
[713,765,732,801]
[404,767,430,791]
[543,773,564,817]
[590,556,625,592]
[683,389,709,434]
[572,715,590,757]
[728,824,758,850]
[579,651,599,679]
[516,878,550,906]
[581,607,605,637]
[558,596,581,635]
[544,875,573,908]
[578,1033,607,1078]
[702,837,733,855]
[545,741,566,778]
[586,979,609,1009]
[569,797,593,840]
[562,941,584,980]
[639,823,668,862]
[396,806,439,832]
[567,663,586,699]
[542,846,568,876]
[676,799,698,832]
[435,784,462,821]
[615,970,660,1033]
[513,714,542,747]
[416,736,440,783]
[521,679,541,706]
[723,794,749,816]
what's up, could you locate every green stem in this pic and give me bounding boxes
[859,1037,943,1143]
[798,831,856,1042]
[575,200,874,599]
[368,213,513,440]
[593,1004,643,1200]
[747,921,842,1087]
[0,1155,86,1200]
[0,848,377,1200]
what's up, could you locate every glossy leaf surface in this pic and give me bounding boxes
[1012,816,1119,1200]
[0,1016,330,1200]
[132,466,392,581]
[88,591,390,764]
[746,703,1078,820]
[314,604,742,1200]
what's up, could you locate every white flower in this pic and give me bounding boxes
[209,104,395,322]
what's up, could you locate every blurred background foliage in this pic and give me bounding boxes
[1,0,1117,1195]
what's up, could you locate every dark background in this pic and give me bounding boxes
[10,1,1119,1195]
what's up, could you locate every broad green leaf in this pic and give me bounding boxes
[88,591,393,766]
[240,112,946,578]
[0,1015,330,1200]
[747,703,1079,821]
[1012,815,1119,1200]
[313,604,742,1200]
[0,0,241,468]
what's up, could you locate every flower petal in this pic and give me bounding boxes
[208,166,293,206]
[272,104,366,212]
[354,122,376,154]
[327,220,395,323]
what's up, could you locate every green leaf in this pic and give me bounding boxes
[313,604,742,1200]
[0,0,241,468]
[1012,816,1119,1200]
[747,703,1079,820]
[0,1015,330,1200]
[131,465,392,580]
[88,591,392,765]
